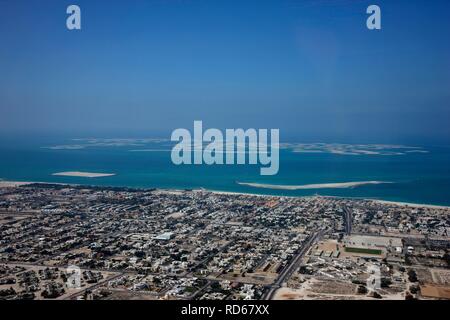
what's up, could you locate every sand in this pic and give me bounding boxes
[1,179,449,209]
[52,171,115,178]
[236,181,391,190]
[0,181,33,188]
[371,199,450,210]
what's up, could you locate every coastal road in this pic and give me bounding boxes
[262,229,325,300]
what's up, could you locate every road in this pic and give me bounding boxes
[63,271,124,300]
[343,205,352,235]
[261,229,325,300]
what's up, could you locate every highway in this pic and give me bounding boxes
[261,229,325,300]
[343,205,353,235]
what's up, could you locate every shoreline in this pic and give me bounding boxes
[369,199,450,210]
[1,179,449,209]
[208,189,450,209]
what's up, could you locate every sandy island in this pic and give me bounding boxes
[52,171,116,178]
[236,181,391,190]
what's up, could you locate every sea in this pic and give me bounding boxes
[1,136,450,206]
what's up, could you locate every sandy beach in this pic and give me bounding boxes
[371,199,450,210]
[1,179,449,209]
[197,188,297,199]
[206,189,450,209]
[0,181,34,188]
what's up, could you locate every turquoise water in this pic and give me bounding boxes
[1,138,450,206]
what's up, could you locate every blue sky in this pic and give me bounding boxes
[0,0,449,143]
